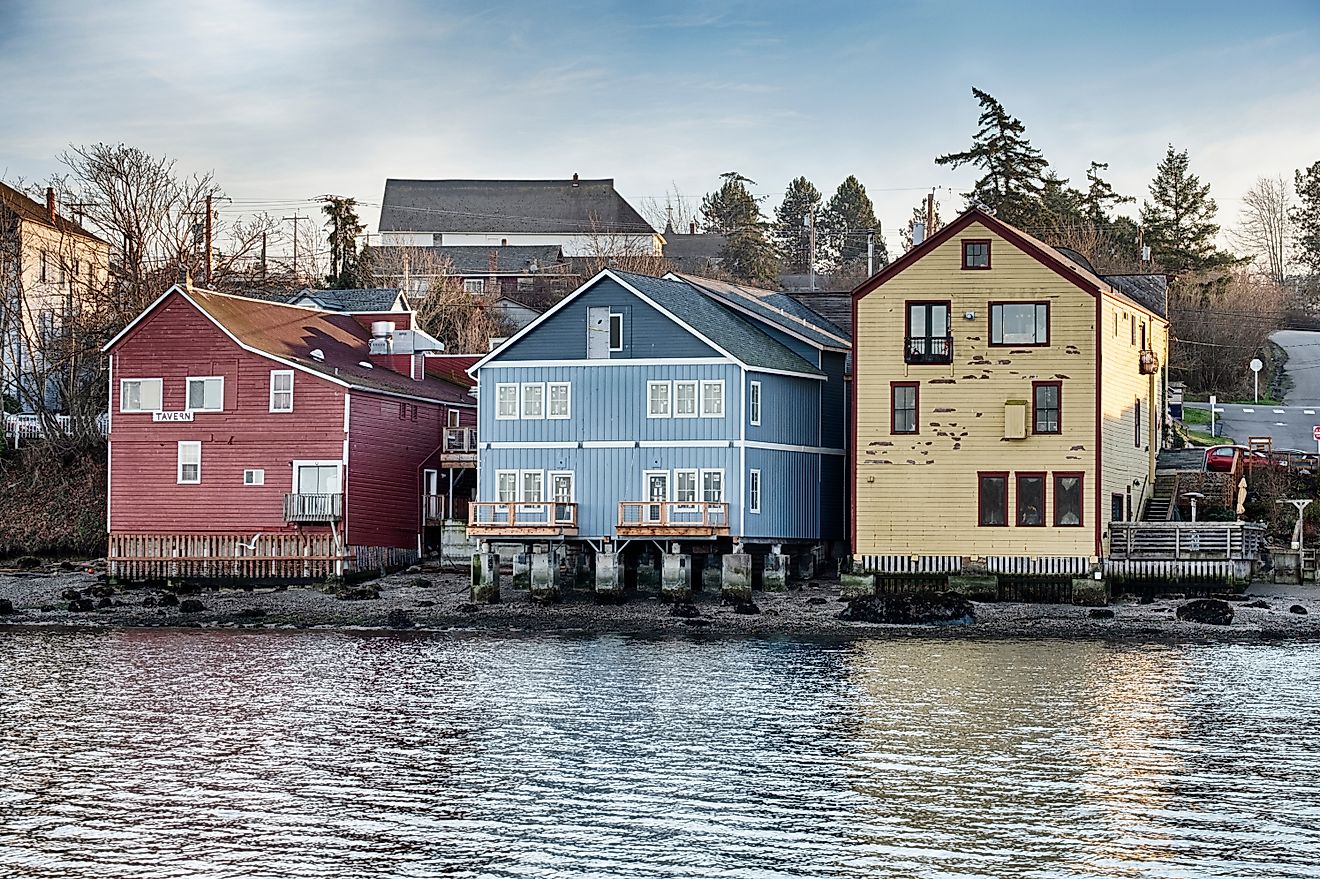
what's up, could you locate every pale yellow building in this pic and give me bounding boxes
[851,207,1168,573]
[1,182,111,411]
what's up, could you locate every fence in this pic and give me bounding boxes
[108,532,347,581]
[5,413,109,447]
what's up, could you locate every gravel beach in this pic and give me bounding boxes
[2,560,1319,641]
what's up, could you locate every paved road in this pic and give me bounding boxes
[1273,330,1320,405]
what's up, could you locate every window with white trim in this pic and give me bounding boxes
[520,382,545,419]
[550,471,574,503]
[269,370,294,412]
[496,470,518,502]
[186,376,224,412]
[609,312,624,351]
[548,383,571,419]
[675,381,698,417]
[675,469,698,503]
[495,383,519,419]
[177,441,201,484]
[749,469,761,513]
[701,469,724,503]
[120,378,162,413]
[521,470,544,502]
[244,469,265,486]
[700,380,724,417]
[749,381,761,426]
[463,278,485,294]
[647,381,671,418]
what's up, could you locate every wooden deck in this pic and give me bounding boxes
[467,501,578,537]
[1106,521,1265,583]
[616,501,730,537]
[440,427,477,468]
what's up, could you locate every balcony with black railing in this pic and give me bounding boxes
[905,335,953,365]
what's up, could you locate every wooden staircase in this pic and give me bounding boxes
[1142,473,1178,521]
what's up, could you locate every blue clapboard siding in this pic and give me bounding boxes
[479,446,740,539]
[479,363,741,444]
[496,278,719,361]
[744,448,820,541]
[744,371,820,446]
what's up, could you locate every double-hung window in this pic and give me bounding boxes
[520,382,544,419]
[905,301,951,364]
[548,383,571,419]
[702,470,724,503]
[674,381,698,417]
[521,470,544,503]
[495,383,519,419]
[675,469,699,504]
[187,376,223,412]
[749,381,761,426]
[990,302,1049,346]
[891,382,919,434]
[496,471,518,503]
[177,441,202,484]
[1032,382,1061,434]
[700,380,724,417]
[269,370,294,412]
[978,473,1008,527]
[647,381,671,418]
[120,378,162,413]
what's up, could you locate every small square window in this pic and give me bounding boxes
[962,240,991,269]
[244,469,265,486]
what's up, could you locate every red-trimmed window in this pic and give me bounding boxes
[962,239,991,269]
[990,302,1050,346]
[1033,381,1061,434]
[978,473,1008,527]
[1017,473,1046,527]
[891,382,919,434]
[905,301,952,364]
[1054,473,1084,527]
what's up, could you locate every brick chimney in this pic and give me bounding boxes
[45,187,56,223]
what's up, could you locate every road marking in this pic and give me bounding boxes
[1243,408,1255,413]
[1213,408,1224,413]
[1275,409,1286,414]
[1307,410,1316,415]
[1276,422,1287,426]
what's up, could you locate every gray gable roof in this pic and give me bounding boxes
[786,291,853,337]
[380,178,656,235]
[610,270,822,376]
[663,232,725,272]
[429,244,565,275]
[1103,274,1169,318]
[672,273,850,349]
[290,288,404,312]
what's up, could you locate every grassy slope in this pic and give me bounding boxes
[0,448,107,559]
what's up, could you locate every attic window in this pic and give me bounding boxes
[962,240,991,270]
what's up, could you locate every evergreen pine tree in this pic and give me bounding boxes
[1292,160,1320,274]
[322,196,366,288]
[1140,146,1236,273]
[772,176,821,274]
[935,87,1050,228]
[700,172,779,286]
[1082,161,1134,226]
[818,175,888,272]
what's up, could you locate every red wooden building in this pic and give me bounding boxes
[103,283,476,581]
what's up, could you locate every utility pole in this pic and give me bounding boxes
[283,214,304,280]
[204,193,213,286]
[925,190,935,236]
[260,232,267,279]
[867,229,875,276]
[805,210,817,292]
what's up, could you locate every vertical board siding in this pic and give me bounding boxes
[745,371,821,446]
[820,351,849,450]
[109,294,347,534]
[346,394,446,551]
[853,221,1098,558]
[496,278,719,361]
[743,448,820,541]
[819,454,846,541]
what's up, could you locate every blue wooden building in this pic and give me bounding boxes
[466,269,849,596]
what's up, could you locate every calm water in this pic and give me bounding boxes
[1,630,1318,879]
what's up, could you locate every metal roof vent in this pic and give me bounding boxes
[358,360,374,369]
[309,348,325,362]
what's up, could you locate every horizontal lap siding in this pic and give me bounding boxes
[478,446,740,539]
[347,394,446,550]
[744,448,819,541]
[1100,300,1167,537]
[854,222,1097,558]
[109,293,345,534]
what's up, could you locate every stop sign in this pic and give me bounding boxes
[1313,425,1320,442]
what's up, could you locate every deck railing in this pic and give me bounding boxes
[468,501,578,535]
[443,427,477,454]
[423,493,445,523]
[1108,521,1265,560]
[617,501,730,535]
[283,493,343,523]
[5,413,109,446]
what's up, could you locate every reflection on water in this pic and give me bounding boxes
[1,630,1318,878]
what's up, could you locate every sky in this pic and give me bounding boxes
[2,0,1319,257]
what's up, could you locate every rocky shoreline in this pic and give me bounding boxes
[1,561,1318,642]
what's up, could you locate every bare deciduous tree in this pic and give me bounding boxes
[1231,175,1293,286]
[1168,269,1287,398]
[413,266,510,354]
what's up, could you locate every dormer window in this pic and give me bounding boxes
[962,239,991,270]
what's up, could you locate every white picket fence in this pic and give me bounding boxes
[3,413,109,447]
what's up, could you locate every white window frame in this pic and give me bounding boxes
[749,381,761,426]
[549,471,575,503]
[243,468,265,486]
[177,441,202,485]
[674,468,699,507]
[609,312,624,351]
[547,382,571,419]
[269,370,294,413]
[186,375,224,413]
[291,460,342,496]
[495,383,519,420]
[447,408,461,428]
[674,380,698,418]
[495,470,518,503]
[520,382,545,420]
[119,377,163,413]
[749,469,761,513]
[520,469,545,503]
[700,380,725,418]
[463,278,485,294]
[647,380,672,418]
[700,468,724,503]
